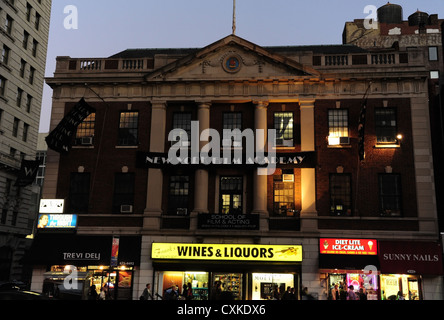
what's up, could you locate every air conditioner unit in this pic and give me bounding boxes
[81,137,93,146]
[120,205,133,213]
[339,137,350,145]
[176,208,187,216]
[282,174,294,182]
[283,139,294,147]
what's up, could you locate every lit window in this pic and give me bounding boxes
[375,108,397,143]
[328,109,349,145]
[274,112,294,146]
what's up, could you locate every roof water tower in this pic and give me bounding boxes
[377,2,403,24]
[408,10,429,27]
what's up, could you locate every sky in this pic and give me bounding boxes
[39,0,444,132]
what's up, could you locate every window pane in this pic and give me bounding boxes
[375,108,397,143]
[118,112,138,146]
[168,175,190,215]
[329,174,351,216]
[379,174,402,216]
[274,112,294,142]
[113,173,135,213]
[328,109,349,137]
[69,173,90,214]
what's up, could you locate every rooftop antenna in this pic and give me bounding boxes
[232,0,236,35]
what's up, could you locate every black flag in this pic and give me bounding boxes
[45,98,95,154]
[16,159,40,187]
[357,98,367,161]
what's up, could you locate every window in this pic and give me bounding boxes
[26,3,32,22]
[118,111,138,146]
[20,59,26,78]
[168,175,190,215]
[26,94,32,112]
[379,174,402,216]
[0,76,6,97]
[22,123,29,142]
[29,67,35,85]
[16,88,23,107]
[273,171,295,216]
[12,118,19,137]
[375,108,397,143]
[1,45,10,65]
[429,47,438,61]
[69,173,90,214]
[5,15,13,35]
[430,70,440,80]
[274,112,294,146]
[75,113,95,145]
[35,12,41,30]
[328,109,349,145]
[172,113,192,147]
[32,39,38,57]
[220,176,242,214]
[112,173,135,213]
[23,31,29,49]
[329,174,352,216]
[35,151,46,186]
[222,112,242,147]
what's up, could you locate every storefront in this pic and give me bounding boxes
[27,234,141,300]
[151,242,302,300]
[318,238,380,300]
[378,241,443,300]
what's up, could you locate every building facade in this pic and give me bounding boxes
[0,0,51,283]
[30,32,443,300]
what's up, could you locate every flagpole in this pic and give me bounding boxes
[232,0,236,35]
[354,82,371,217]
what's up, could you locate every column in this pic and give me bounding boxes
[143,101,167,230]
[253,101,269,231]
[299,99,318,232]
[190,102,211,229]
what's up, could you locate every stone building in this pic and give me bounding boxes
[0,0,51,283]
[29,32,443,300]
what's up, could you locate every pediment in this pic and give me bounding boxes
[145,35,321,81]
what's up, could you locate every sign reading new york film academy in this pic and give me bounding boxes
[152,243,302,262]
[136,121,316,172]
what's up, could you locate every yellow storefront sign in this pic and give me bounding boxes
[151,243,302,262]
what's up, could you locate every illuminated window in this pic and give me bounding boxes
[274,112,294,146]
[328,109,349,145]
[273,172,295,216]
[329,174,352,216]
[220,176,242,214]
[75,113,95,145]
[118,112,138,146]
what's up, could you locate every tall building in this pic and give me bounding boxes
[30,24,443,300]
[0,0,51,283]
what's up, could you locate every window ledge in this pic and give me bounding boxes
[327,144,352,149]
[115,145,139,149]
[374,144,400,148]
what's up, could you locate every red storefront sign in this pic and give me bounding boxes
[379,241,443,275]
[320,238,378,255]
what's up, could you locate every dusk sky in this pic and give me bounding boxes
[39,0,444,132]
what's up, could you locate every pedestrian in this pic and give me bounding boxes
[282,286,294,300]
[140,283,153,300]
[331,284,340,300]
[397,291,405,300]
[88,284,98,300]
[164,285,179,300]
[347,285,357,300]
[358,288,367,300]
[99,287,106,300]
[339,285,348,300]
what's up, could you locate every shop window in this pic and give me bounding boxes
[329,173,352,216]
[274,112,294,147]
[220,176,242,214]
[273,172,295,216]
[69,173,90,214]
[75,113,95,146]
[328,109,349,145]
[379,174,402,216]
[112,173,135,213]
[222,112,242,147]
[157,271,209,300]
[118,111,138,146]
[167,175,190,216]
[375,108,397,144]
[213,273,242,300]
[380,274,421,300]
[252,273,295,300]
[171,112,192,147]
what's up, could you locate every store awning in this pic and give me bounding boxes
[25,234,141,267]
[378,241,443,275]
[319,254,379,272]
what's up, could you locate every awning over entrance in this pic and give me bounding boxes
[378,241,443,275]
[319,254,379,272]
[25,234,141,267]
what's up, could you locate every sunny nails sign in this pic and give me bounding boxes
[320,238,378,255]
